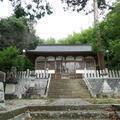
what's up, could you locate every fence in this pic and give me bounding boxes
[16,69,53,79]
[84,69,120,79]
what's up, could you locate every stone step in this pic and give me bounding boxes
[30,119,109,120]
[49,90,88,93]
[49,92,90,95]
[48,79,90,98]
[28,105,112,111]
[49,86,88,89]
[30,110,111,119]
[50,85,88,88]
[48,91,90,94]
[3,105,118,120]
[48,92,90,95]
[49,95,91,98]
[49,91,90,94]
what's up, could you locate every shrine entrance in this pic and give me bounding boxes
[35,56,96,79]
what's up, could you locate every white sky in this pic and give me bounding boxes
[0,0,115,40]
[35,0,94,40]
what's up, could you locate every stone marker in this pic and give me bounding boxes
[0,71,5,103]
[0,82,4,102]
[5,68,18,99]
[0,71,6,82]
[0,72,6,111]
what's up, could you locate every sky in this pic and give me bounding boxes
[0,0,115,40]
[35,0,94,40]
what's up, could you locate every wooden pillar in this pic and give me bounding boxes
[74,57,76,79]
[97,52,105,69]
[84,57,87,70]
[55,57,57,79]
[55,57,56,71]
[93,57,96,70]
[44,57,46,70]
[34,57,37,70]
[60,58,62,75]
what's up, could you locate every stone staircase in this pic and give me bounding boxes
[48,79,91,98]
[19,105,118,120]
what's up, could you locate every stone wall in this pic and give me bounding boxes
[86,78,120,97]
[14,78,49,99]
[83,69,120,97]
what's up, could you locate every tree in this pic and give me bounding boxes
[99,1,120,69]
[99,1,120,48]
[61,0,114,13]
[0,0,115,20]
[45,38,56,44]
[58,28,95,46]
[0,16,38,50]
[108,40,120,69]
[0,0,53,20]
[0,46,33,72]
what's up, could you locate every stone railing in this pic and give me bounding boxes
[44,74,51,97]
[17,69,55,80]
[84,69,120,79]
[83,76,96,97]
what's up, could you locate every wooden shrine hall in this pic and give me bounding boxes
[26,45,102,79]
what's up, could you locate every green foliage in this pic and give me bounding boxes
[0,46,19,71]
[108,40,120,69]
[99,1,120,69]
[62,0,114,13]
[0,16,38,50]
[14,5,27,18]
[45,38,56,44]
[99,3,120,49]
[1,0,114,20]
[0,46,33,72]
[2,0,53,20]
[58,28,95,47]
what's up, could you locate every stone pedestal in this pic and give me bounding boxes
[5,84,16,99]
[0,71,6,111]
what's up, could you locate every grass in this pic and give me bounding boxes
[85,98,120,104]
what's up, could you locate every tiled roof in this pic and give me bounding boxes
[28,45,92,52]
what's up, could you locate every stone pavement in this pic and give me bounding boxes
[5,99,49,110]
[49,98,91,106]
[3,98,91,111]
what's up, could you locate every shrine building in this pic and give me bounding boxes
[26,44,101,79]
